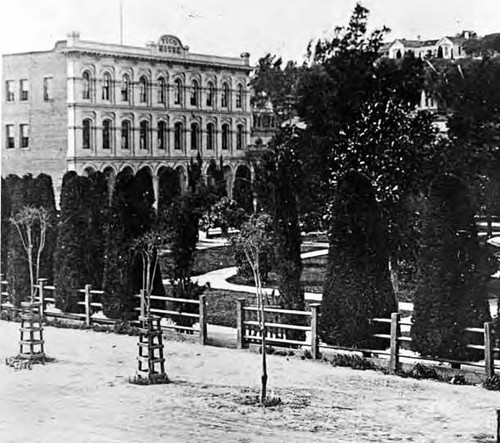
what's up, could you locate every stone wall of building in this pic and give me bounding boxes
[2,50,68,199]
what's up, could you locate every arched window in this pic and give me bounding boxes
[102,73,112,101]
[206,81,215,107]
[190,80,199,106]
[191,122,199,150]
[174,122,183,150]
[140,120,149,149]
[206,123,215,150]
[82,119,91,149]
[157,77,166,104]
[121,120,131,149]
[157,121,166,149]
[174,79,183,105]
[82,71,92,100]
[222,123,230,150]
[121,74,130,102]
[139,76,148,103]
[236,84,243,108]
[221,83,229,108]
[103,120,111,149]
[236,124,244,150]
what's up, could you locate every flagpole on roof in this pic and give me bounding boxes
[120,0,124,45]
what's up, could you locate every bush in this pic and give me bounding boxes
[329,353,374,370]
[412,174,490,360]
[320,171,397,348]
[483,374,500,390]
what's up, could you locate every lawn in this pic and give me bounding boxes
[1,321,498,442]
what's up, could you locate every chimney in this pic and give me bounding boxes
[67,31,80,47]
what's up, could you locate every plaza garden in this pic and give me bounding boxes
[3,5,500,442]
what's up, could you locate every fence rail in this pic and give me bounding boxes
[372,313,498,377]
[0,278,207,345]
[236,299,320,359]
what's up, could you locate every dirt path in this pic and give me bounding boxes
[0,321,498,442]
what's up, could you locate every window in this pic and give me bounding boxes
[103,120,111,149]
[174,122,183,150]
[140,120,149,149]
[6,125,15,148]
[82,71,92,100]
[158,77,166,104]
[82,119,91,149]
[206,123,215,150]
[121,74,130,101]
[20,80,29,101]
[222,124,230,150]
[236,84,243,108]
[221,83,229,108]
[43,77,53,101]
[102,73,111,101]
[6,81,14,101]
[206,81,215,107]
[139,76,148,103]
[157,121,166,149]
[20,124,29,148]
[121,121,131,149]
[191,123,199,150]
[236,124,244,150]
[190,80,199,106]
[174,79,183,105]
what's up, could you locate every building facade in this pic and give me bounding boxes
[2,32,255,201]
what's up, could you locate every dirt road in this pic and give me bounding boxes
[0,321,498,442]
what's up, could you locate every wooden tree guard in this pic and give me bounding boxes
[132,316,168,384]
[19,302,46,361]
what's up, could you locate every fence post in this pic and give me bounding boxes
[236,298,246,349]
[497,409,500,443]
[199,295,208,345]
[84,284,92,327]
[485,321,494,378]
[310,303,320,359]
[140,289,146,318]
[38,278,47,322]
[389,312,401,373]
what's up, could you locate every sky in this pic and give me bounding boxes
[0,0,499,64]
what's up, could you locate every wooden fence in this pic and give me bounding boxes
[236,298,320,359]
[0,277,207,344]
[372,313,499,377]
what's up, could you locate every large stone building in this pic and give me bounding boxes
[2,32,257,201]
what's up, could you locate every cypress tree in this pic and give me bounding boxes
[34,173,57,283]
[53,172,88,311]
[1,177,11,277]
[412,174,490,360]
[233,165,254,213]
[6,174,33,305]
[320,171,396,348]
[84,171,109,289]
[255,142,305,340]
[158,167,180,213]
[102,169,136,318]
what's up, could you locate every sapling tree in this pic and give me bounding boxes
[10,206,50,303]
[132,229,168,317]
[235,213,275,404]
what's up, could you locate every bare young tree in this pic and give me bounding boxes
[132,229,167,317]
[236,213,274,404]
[10,206,50,303]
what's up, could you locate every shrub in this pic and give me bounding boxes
[329,353,374,370]
[483,374,500,390]
[320,171,397,348]
[412,174,490,360]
